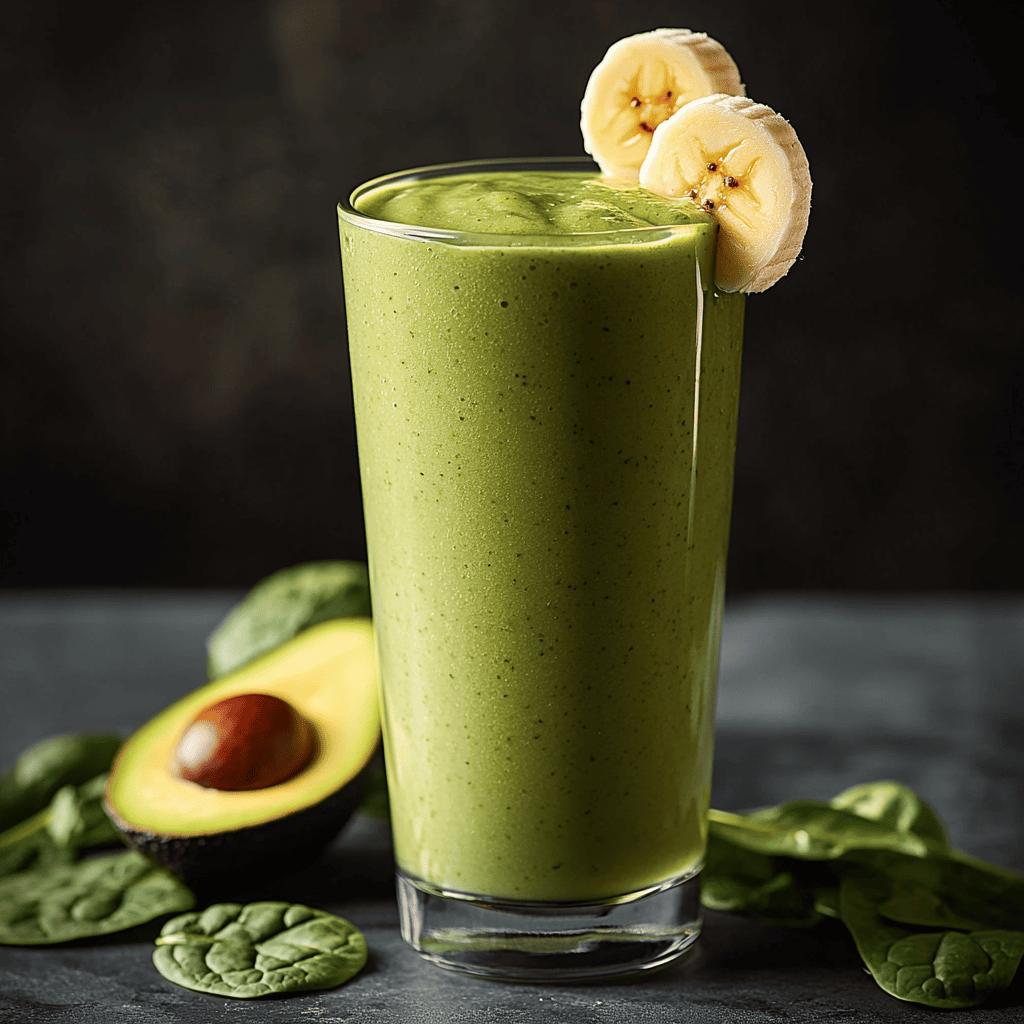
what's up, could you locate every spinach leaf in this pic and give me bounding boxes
[845,848,1024,933]
[0,828,73,879]
[709,802,937,860]
[704,868,824,928]
[829,781,947,847]
[707,783,1024,1006]
[207,562,372,679]
[839,868,1024,1009]
[875,882,988,932]
[814,887,841,919]
[0,850,195,945]
[707,782,948,866]
[703,829,777,889]
[0,734,122,833]
[45,774,120,850]
[701,833,832,927]
[153,902,367,998]
[0,773,120,875]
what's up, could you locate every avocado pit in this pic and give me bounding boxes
[173,693,315,791]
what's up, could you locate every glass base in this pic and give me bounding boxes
[396,867,702,982]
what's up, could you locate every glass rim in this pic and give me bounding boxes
[337,156,710,248]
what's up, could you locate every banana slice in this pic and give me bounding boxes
[640,93,811,293]
[581,29,745,180]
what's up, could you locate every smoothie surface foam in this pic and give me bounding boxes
[354,170,713,235]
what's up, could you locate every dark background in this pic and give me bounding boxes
[1,0,1021,592]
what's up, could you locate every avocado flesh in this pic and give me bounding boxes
[105,618,379,890]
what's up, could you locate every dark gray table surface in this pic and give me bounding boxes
[1,592,1022,1022]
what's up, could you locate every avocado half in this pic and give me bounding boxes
[105,618,379,892]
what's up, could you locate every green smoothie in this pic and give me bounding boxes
[340,165,744,903]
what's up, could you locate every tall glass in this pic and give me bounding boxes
[338,158,744,981]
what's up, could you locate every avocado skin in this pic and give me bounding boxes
[108,762,371,896]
